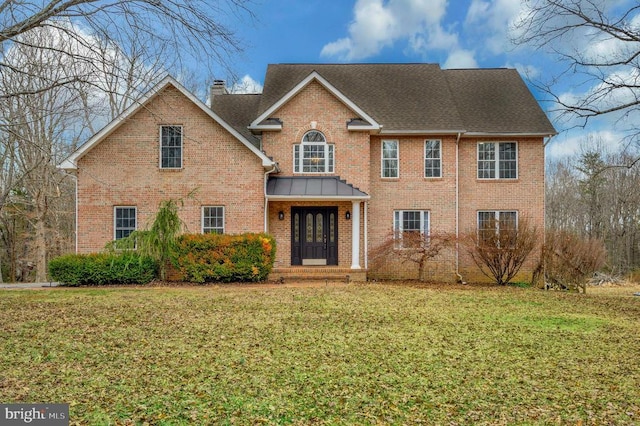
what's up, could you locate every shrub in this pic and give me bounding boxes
[48,252,157,286]
[536,230,607,293]
[172,233,276,283]
[461,216,538,285]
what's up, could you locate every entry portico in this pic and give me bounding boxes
[265,176,369,272]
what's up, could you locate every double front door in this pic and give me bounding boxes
[291,207,338,266]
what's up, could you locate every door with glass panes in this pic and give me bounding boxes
[291,207,338,266]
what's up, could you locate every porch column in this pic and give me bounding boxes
[351,200,361,269]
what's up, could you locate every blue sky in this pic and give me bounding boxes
[218,0,637,160]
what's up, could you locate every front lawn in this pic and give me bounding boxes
[0,283,638,425]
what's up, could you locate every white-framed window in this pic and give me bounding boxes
[382,140,399,178]
[114,207,136,240]
[160,125,183,169]
[477,142,517,179]
[477,210,518,244]
[424,139,442,178]
[294,130,334,173]
[393,210,430,248]
[202,206,225,234]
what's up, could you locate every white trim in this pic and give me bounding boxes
[61,75,275,170]
[477,210,519,236]
[424,139,442,178]
[380,129,466,135]
[113,206,137,240]
[159,125,183,169]
[464,132,557,137]
[201,206,225,234]
[351,201,361,269]
[381,139,399,178]
[249,71,381,131]
[477,141,518,180]
[393,210,430,249]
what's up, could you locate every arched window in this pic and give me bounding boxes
[294,130,334,173]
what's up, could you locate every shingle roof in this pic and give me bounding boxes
[210,93,262,148]
[211,63,556,136]
[259,63,466,132]
[266,176,369,199]
[443,68,557,134]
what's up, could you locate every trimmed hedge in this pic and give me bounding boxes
[49,252,158,286]
[173,233,276,283]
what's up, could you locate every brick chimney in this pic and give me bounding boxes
[210,80,228,105]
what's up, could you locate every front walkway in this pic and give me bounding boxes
[0,282,59,289]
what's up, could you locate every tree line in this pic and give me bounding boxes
[547,143,640,275]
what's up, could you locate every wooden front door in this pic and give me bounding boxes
[291,207,338,266]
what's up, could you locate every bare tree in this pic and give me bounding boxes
[538,229,607,293]
[546,143,640,273]
[1,0,252,98]
[513,1,640,140]
[370,231,454,282]
[461,216,539,286]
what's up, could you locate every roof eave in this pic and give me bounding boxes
[379,129,467,135]
[60,75,276,169]
[462,131,558,137]
[251,70,381,131]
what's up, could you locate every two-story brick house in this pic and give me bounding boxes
[61,63,555,282]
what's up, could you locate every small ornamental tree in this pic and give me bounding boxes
[370,231,454,281]
[461,216,538,285]
[107,199,184,281]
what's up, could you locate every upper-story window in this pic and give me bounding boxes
[424,139,442,178]
[294,130,334,173]
[160,125,183,169]
[381,140,399,178]
[477,142,517,179]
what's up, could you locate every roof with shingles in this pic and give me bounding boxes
[211,63,556,136]
[443,68,556,134]
[210,93,261,147]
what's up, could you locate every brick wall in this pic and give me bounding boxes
[368,135,545,283]
[261,80,371,193]
[76,85,266,253]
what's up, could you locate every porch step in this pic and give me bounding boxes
[270,267,367,283]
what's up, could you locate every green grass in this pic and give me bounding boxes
[0,283,639,425]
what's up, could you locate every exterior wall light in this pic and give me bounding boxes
[345,210,351,220]
[278,211,285,221]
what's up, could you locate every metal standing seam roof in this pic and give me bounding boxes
[266,176,369,199]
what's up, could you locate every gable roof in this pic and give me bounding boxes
[212,63,556,137]
[249,70,380,131]
[60,76,275,170]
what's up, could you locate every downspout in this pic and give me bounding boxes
[263,163,278,233]
[455,132,465,284]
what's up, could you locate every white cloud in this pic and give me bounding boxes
[443,49,478,68]
[230,75,263,94]
[320,0,452,60]
[546,130,626,159]
[466,0,522,53]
